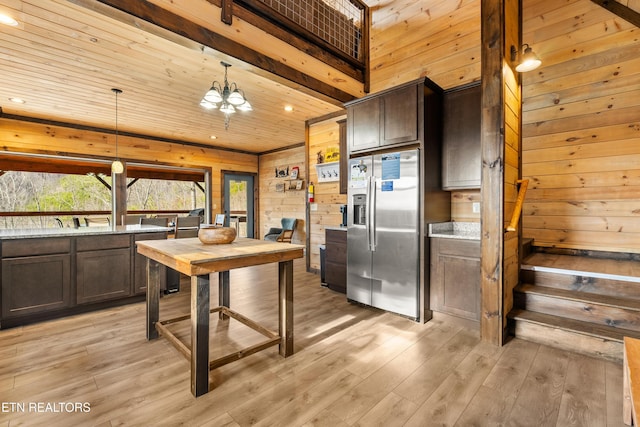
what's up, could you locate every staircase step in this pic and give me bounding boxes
[515,284,640,332]
[521,253,640,299]
[508,309,640,362]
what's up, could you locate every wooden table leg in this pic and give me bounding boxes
[219,270,230,320]
[191,274,210,397]
[146,258,160,340]
[278,260,294,357]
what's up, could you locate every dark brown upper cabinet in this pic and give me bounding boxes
[346,81,420,154]
[442,83,481,190]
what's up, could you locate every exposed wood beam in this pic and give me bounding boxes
[226,1,365,84]
[229,0,366,79]
[126,178,139,189]
[93,173,112,191]
[90,0,356,104]
[0,156,205,182]
[590,0,640,27]
[0,113,255,155]
[221,0,233,25]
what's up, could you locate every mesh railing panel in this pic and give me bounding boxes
[257,0,364,61]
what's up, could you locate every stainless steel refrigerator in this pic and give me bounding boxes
[347,149,421,319]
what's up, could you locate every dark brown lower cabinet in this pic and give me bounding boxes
[325,229,347,293]
[134,233,167,294]
[430,238,480,321]
[1,231,166,327]
[1,253,71,318]
[77,248,131,304]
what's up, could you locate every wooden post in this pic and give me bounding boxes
[111,161,127,226]
[218,270,230,320]
[191,274,210,397]
[146,258,160,340]
[278,260,294,357]
[480,0,522,345]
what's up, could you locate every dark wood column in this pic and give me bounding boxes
[480,0,522,345]
[112,161,127,226]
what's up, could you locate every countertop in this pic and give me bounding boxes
[0,224,170,240]
[428,222,480,240]
[325,226,347,232]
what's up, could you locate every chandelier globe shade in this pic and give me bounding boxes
[200,61,252,130]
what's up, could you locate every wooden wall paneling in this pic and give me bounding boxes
[521,2,640,258]
[523,106,640,138]
[525,170,640,190]
[258,147,306,244]
[503,0,522,333]
[307,116,347,272]
[523,139,640,164]
[524,88,640,125]
[521,47,640,259]
[370,7,479,66]
[368,0,481,92]
[523,215,640,234]
[451,190,482,223]
[523,121,640,151]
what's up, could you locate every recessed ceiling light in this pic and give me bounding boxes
[284,105,294,112]
[0,13,18,27]
[9,97,25,104]
[209,135,217,140]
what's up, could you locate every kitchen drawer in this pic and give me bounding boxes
[77,234,130,251]
[2,237,71,257]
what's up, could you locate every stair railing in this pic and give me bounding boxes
[506,179,529,232]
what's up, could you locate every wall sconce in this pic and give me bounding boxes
[511,44,541,73]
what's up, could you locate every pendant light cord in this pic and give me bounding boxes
[112,88,122,159]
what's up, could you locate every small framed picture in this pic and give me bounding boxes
[295,180,303,190]
[275,166,289,178]
[290,166,299,180]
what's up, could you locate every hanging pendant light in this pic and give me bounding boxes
[200,61,252,130]
[111,88,124,174]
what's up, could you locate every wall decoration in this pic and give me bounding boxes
[275,182,285,192]
[290,166,299,180]
[325,147,340,162]
[315,162,340,182]
[275,166,289,178]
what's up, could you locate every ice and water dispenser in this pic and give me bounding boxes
[352,194,366,225]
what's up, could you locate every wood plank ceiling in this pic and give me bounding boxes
[0,0,346,154]
[1,0,638,156]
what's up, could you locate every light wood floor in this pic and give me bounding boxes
[0,259,625,426]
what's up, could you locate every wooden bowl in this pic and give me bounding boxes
[198,226,236,244]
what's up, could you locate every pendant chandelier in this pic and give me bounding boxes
[200,61,252,130]
[111,88,124,174]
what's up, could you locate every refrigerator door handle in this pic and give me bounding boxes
[369,176,376,251]
[365,176,370,250]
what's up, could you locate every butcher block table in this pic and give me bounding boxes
[136,237,304,397]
